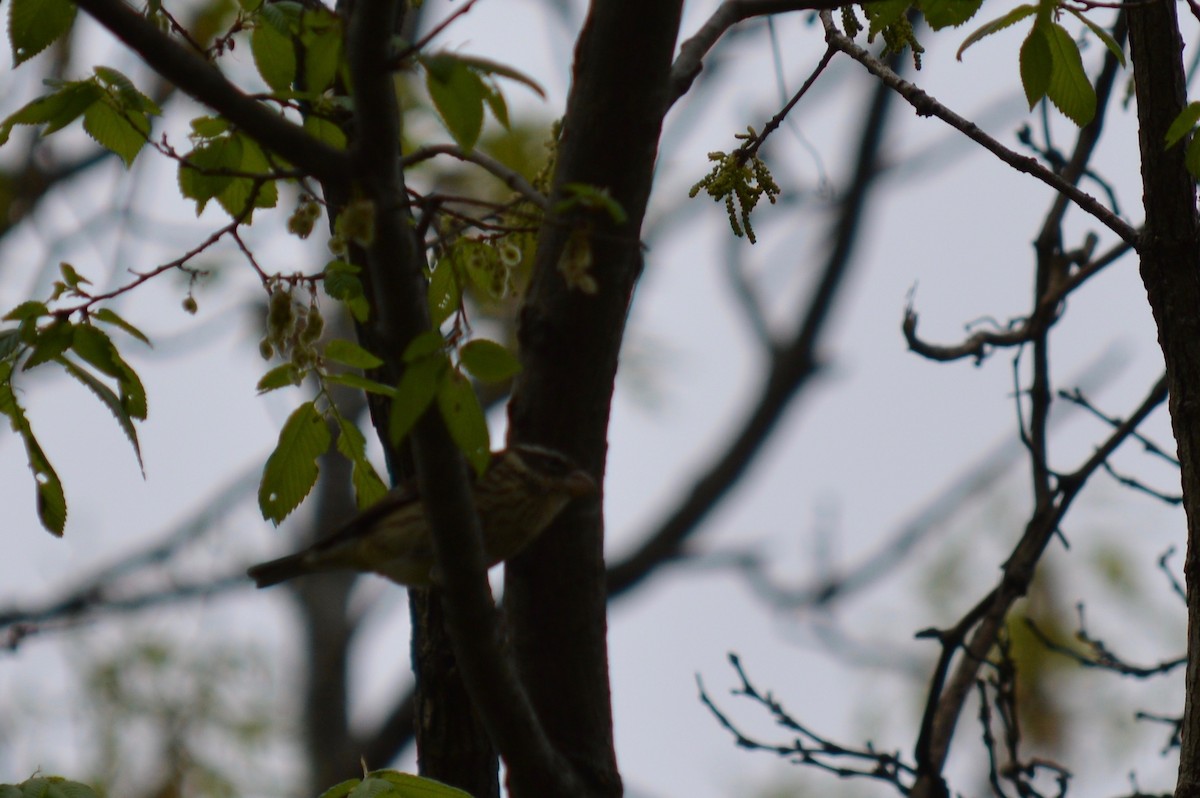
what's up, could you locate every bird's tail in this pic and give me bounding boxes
[247,552,312,588]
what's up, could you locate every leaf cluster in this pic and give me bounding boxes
[0,266,151,536]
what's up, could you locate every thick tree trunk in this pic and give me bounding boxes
[504,0,683,795]
[1127,3,1200,796]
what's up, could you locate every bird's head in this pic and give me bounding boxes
[502,444,596,498]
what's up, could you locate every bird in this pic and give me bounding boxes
[247,444,595,588]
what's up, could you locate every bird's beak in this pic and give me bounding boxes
[565,470,597,498]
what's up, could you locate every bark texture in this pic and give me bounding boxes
[1128,3,1200,795]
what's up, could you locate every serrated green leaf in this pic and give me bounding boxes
[93,66,160,114]
[83,99,149,167]
[216,133,278,219]
[259,401,332,523]
[3,301,47,322]
[368,770,473,797]
[404,330,446,362]
[423,54,486,152]
[437,369,490,476]
[57,356,144,474]
[190,115,231,138]
[1043,22,1095,126]
[1186,135,1200,180]
[957,3,1037,60]
[9,0,76,66]
[0,329,21,361]
[24,319,74,369]
[1019,25,1052,109]
[459,339,521,383]
[323,261,364,300]
[304,115,347,149]
[1064,6,1124,68]
[427,260,461,327]
[0,82,101,146]
[323,372,396,396]
[252,20,296,92]
[59,262,90,289]
[865,0,912,38]
[348,778,397,798]
[389,352,447,446]
[316,779,360,798]
[325,338,383,369]
[71,324,147,419]
[302,20,342,93]
[481,81,509,129]
[333,411,387,509]
[257,363,303,393]
[179,136,241,214]
[452,55,546,99]
[920,0,983,30]
[0,364,66,536]
[93,308,150,345]
[1167,103,1200,149]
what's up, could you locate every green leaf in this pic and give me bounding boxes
[451,55,546,99]
[0,329,21,361]
[333,410,388,509]
[1043,22,1095,126]
[57,356,144,474]
[216,133,278,219]
[316,780,360,798]
[865,0,912,38]
[93,67,160,115]
[259,401,332,523]
[369,770,474,797]
[560,183,628,224]
[1166,102,1200,148]
[437,369,490,476]
[178,136,241,214]
[920,0,983,30]
[323,371,397,396]
[389,352,447,446]
[459,339,521,383]
[404,330,447,362]
[325,338,383,369]
[71,324,147,419]
[252,20,296,92]
[9,0,76,66]
[957,3,1037,60]
[257,363,303,393]
[94,308,151,346]
[1185,134,1200,180]
[423,54,486,152]
[59,262,90,289]
[0,81,101,145]
[427,260,461,327]
[3,301,48,321]
[190,115,231,138]
[0,362,67,536]
[482,82,509,129]
[1019,24,1052,109]
[24,319,74,369]
[304,115,347,150]
[1064,6,1125,67]
[302,19,342,93]
[83,98,150,167]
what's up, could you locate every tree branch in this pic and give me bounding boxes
[72,0,350,185]
[820,12,1138,247]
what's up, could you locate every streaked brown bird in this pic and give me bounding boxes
[247,444,595,588]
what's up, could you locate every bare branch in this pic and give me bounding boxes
[821,12,1139,246]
